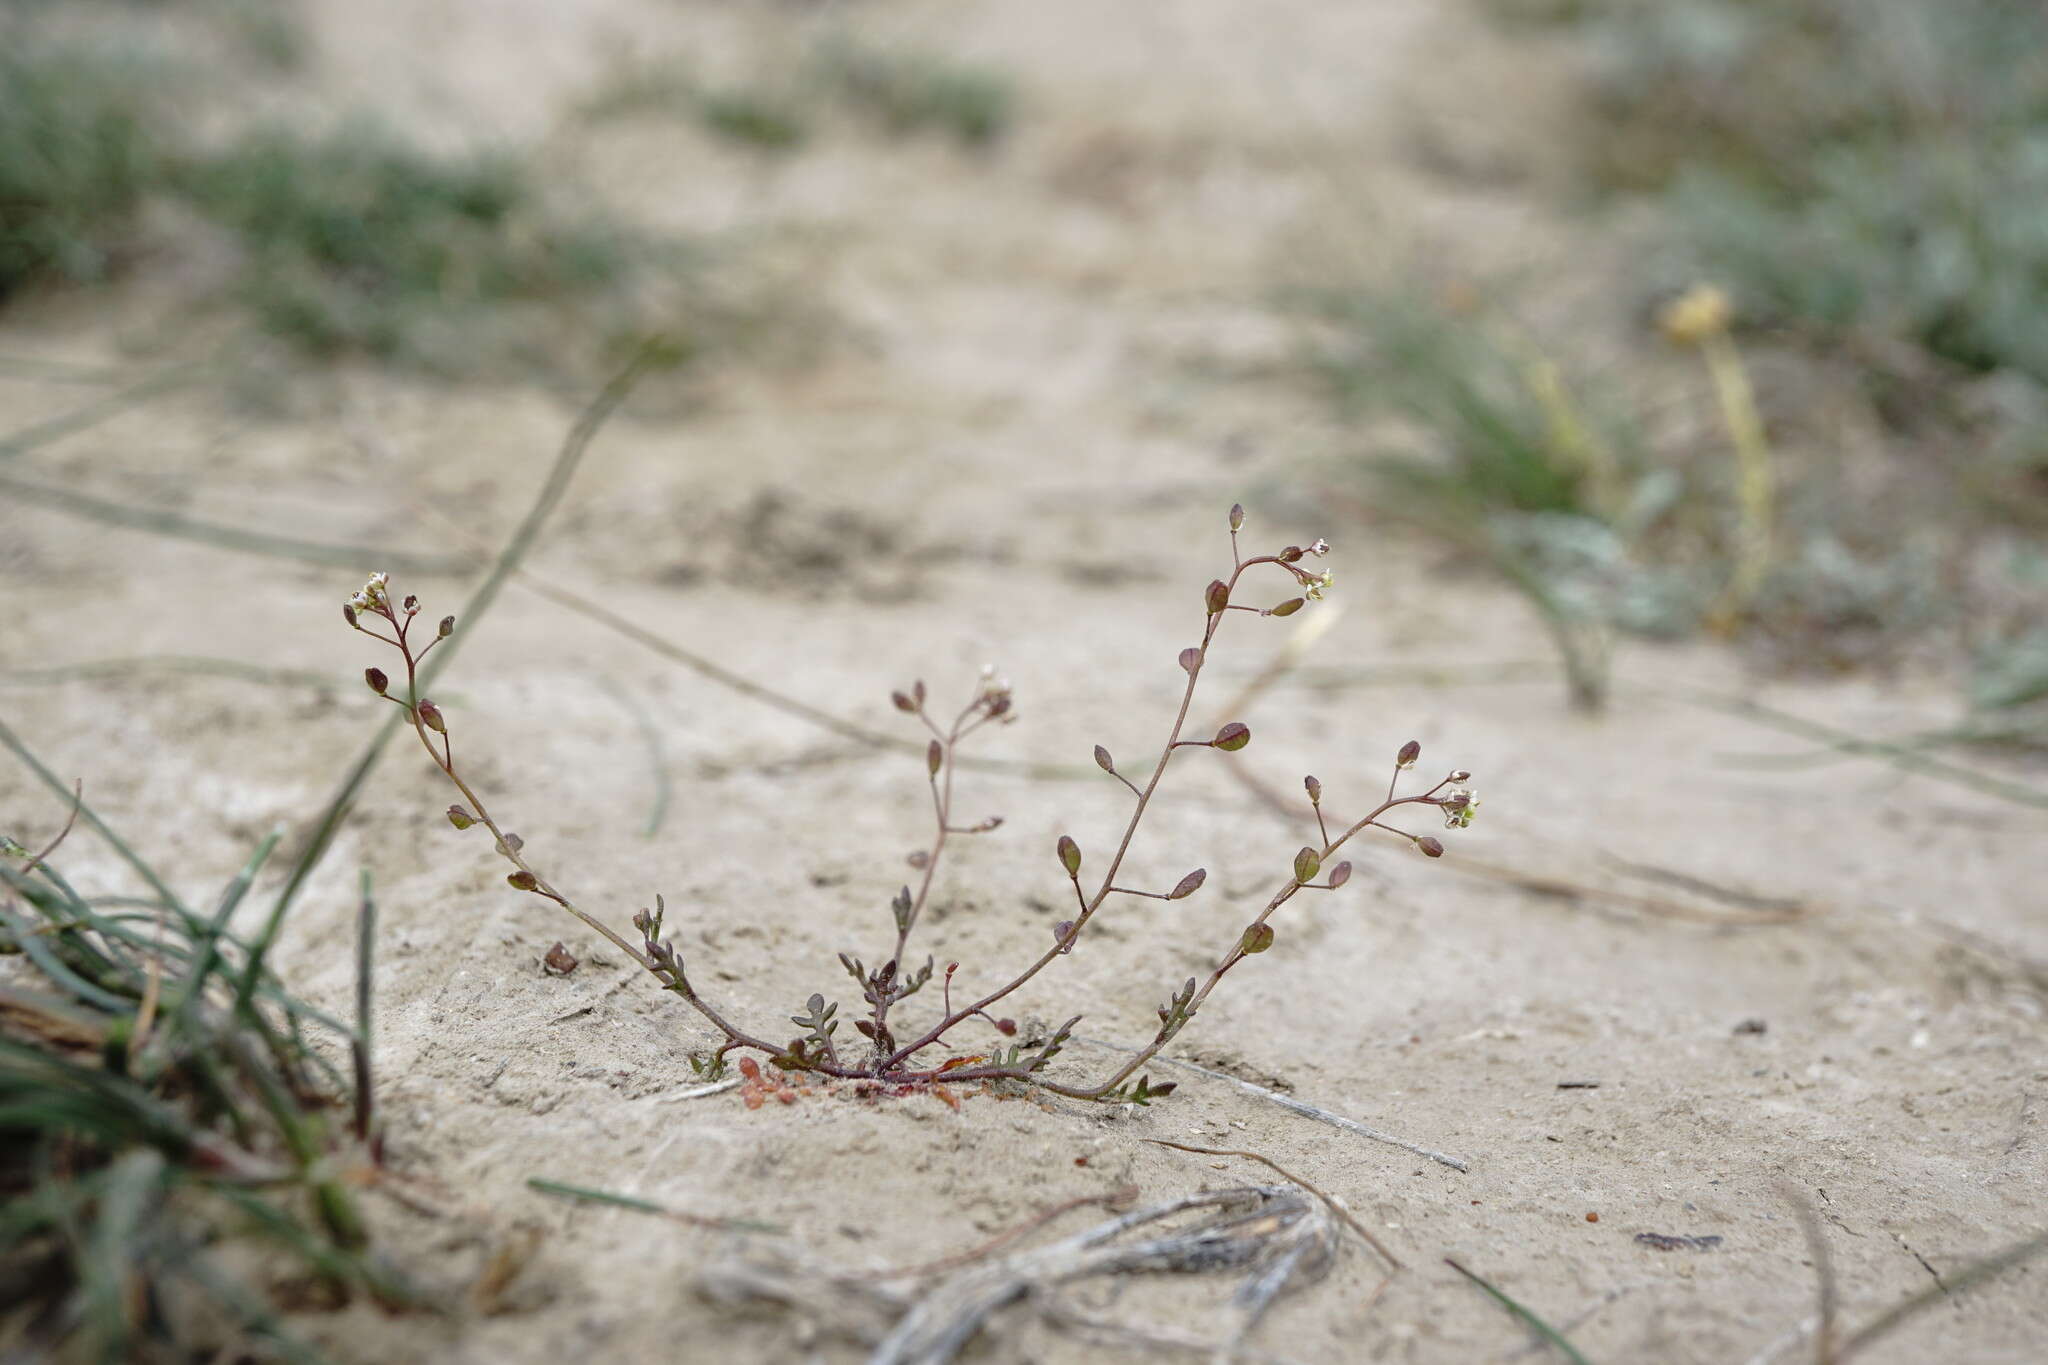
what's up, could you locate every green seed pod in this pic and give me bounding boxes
[1239,923,1275,954]
[438,615,455,638]
[1204,579,1230,615]
[1213,722,1250,752]
[1270,597,1305,617]
[507,871,539,892]
[446,804,476,830]
[1057,835,1082,877]
[1293,846,1321,882]
[927,739,943,776]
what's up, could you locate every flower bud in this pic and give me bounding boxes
[1293,847,1321,883]
[446,804,476,830]
[1178,646,1202,674]
[402,594,419,615]
[438,615,455,639]
[1213,722,1250,752]
[1269,597,1305,617]
[1204,579,1230,615]
[417,699,446,733]
[1169,868,1207,900]
[1304,775,1322,804]
[1397,739,1421,768]
[364,667,388,695]
[1239,923,1275,954]
[927,739,943,776]
[507,870,539,892]
[1417,836,1445,858]
[1093,744,1115,774]
[343,603,358,628]
[1448,770,1471,783]
[1057,835,1082,877]
[1228,503,1245,532]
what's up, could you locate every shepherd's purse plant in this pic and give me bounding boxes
[341,505,1479,1103]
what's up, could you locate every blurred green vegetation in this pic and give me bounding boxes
[581,37,1016,154]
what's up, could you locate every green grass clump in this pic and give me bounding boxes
[1,724,400,1360]
[0,39,166,300]
[186,126,643,369]
[813,41,1015,149]
[1537,0,2048,401]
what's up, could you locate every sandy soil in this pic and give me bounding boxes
[3,2,2044,1362]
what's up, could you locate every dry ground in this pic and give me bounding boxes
[2,2,2044,1361]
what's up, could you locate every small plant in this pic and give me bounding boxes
[342,507,1478,1101]
[0,751,403,1358]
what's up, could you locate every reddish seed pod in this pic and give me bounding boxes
[1417,836,1445,858]
[1094,744,1115,773]
[913,679,927,705]
[1053,920,1076,952]
[1213,722,1251,752]
[1169,868,1207,900]
[507,870,539,892]
[1057,835,1082,877]
[1278,546,1304,563]
[1397,739,1421,768]
[364,667,388,695]
[1304,775,1322,804]
[1328,861,1353,888]
[417,699,446,734]
[1204,579,1230,615]
[343,603,358,628]
[892,690,917,713]
[1178,646,1202,674]
[996,1018,1018,1036]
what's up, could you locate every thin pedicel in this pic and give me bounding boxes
[342,504,1479,1101]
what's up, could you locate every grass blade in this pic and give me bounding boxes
[1445,1257,1592,1365]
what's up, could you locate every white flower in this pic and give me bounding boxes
[1306,538,1331,557]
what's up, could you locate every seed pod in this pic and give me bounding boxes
[495,833,523,855]
[927,739,943,776]
[1239,923,1275,954]
[446,804,476,830]
[1328,860,1353,888]
[1397,739,1421,768]
[438,615,455,638]
[1204,579,1230,615]
[1094,744,1115,773]
[1178,646,1202,674]
[364,667,388,696]
[343,603,358,628]
[1278,545,1304,563]
[996,1018,1018,1036]
[1213,722,1251,752]
[1053,920,1076,951]
[1228,503,1245,532]
[417,699,446,733]
[1169,868,1207,900]
[1293,846,1321,882]
[1417,836,1445,858]
[507,871,539,892]
[1449,769,1471,782]
[1057,835,1082,877]
[1304,775,1322,804]
[1270,597,1305,617]
[892,690,917,713]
